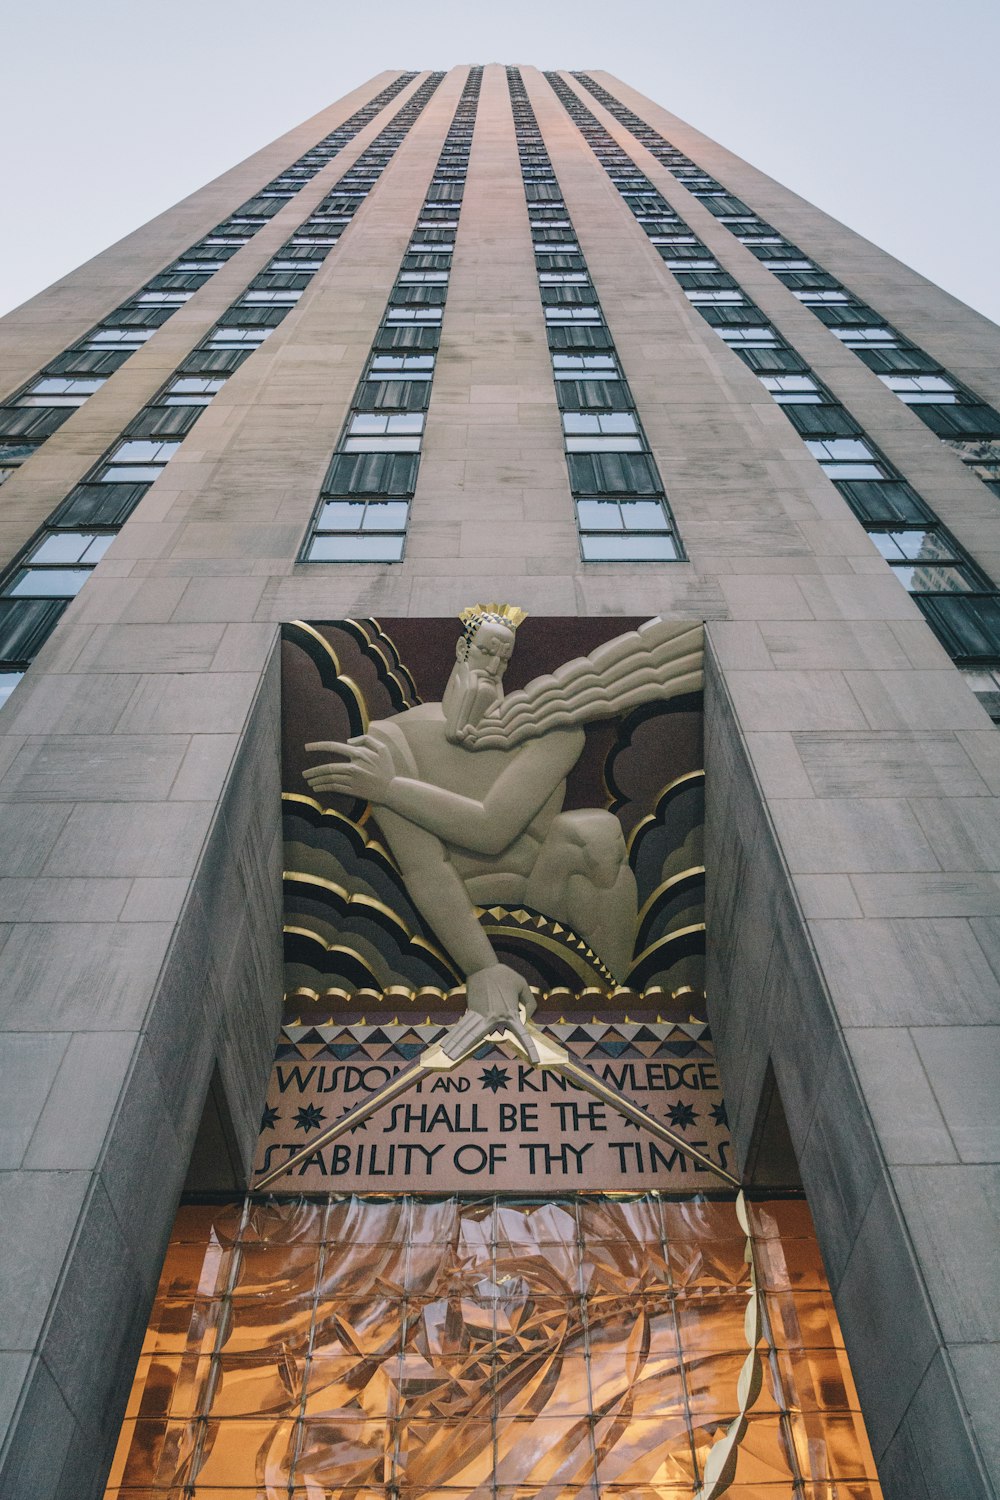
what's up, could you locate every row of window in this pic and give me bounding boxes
[544,72,1000,701]
[507,70,680,562]
[0,74,447,703]
[301,69,484,563]
[573,74,1000,508]
[0,73,419,491]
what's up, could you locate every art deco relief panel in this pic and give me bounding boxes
[280,614,706,1009]
[104,612,883,1498]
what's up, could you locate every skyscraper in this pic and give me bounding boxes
[0,64,997,1500]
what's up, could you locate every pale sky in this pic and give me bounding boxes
[2,0,998,325]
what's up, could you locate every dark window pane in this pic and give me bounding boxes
[180,349,251,374]
[568,452,662,496]
[51,483,150,528]
[0,407,73,440]
[918,594,1000,661]
[355,382,431,413]
[372,326,441,352]
[915,404,1000,441]
[125,405,203,439]
[782,405,860,438]
[556,381,632,412]
[321,453,419,498]
[47,348,132,377]
[0,598,68,664]
[835,480,932,526]
[547,326,613,350]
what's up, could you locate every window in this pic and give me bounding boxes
[163,377,226,405]
[759,375,821,403]
[879,374,959,403]
[21,531,115,566]
[172,260,229,273]
[385,307,443,324]
[2,531,115,600]
[269,259,324,273]
[563,413,641,451]
[344,413,424,451]
[870,530,975,593]
[805,437,884,479]
[207,327,272,348]
[792,289,849,304]
[552,353,618,378]
[97,438,180,482]
[85,328,155,347]
[663,258,719,272]
[716,326,779,346]
[685,289,745,304]
[137,291,193,305]
[370,354,435,378]
[3,567,93,598]
[806,438,874,460]
[567,451,662,495]
[240,289,302,305]
[545,306,601,324]
[18,377,106,408]
[832,327,897,345]
[580,529,679,561]
[577,499,670,532]
[0,442,37,485]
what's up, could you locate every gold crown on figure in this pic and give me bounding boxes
[459,603,528,641]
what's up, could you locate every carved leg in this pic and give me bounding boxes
[524,809,638,980]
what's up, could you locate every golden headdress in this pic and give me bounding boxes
[459,603,528,642]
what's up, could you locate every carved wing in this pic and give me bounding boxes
[466,618,704,749]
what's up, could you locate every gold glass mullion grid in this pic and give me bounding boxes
[106,1191,882,1496]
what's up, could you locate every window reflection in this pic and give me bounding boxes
[105,1193,882,1497]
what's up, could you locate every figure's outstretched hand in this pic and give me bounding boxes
[439,962,540,1064]
[303,736,394,804]
[439,1008,542,1065]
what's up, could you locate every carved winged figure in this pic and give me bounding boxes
[305,607,702,1059]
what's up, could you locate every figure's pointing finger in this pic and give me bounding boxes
[305,741,355,757]
[510,1020,541,1065]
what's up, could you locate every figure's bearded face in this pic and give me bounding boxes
[445,621,517,744]
[464,620,516,682]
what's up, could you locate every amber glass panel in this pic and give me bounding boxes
[105,1194,883,1498]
